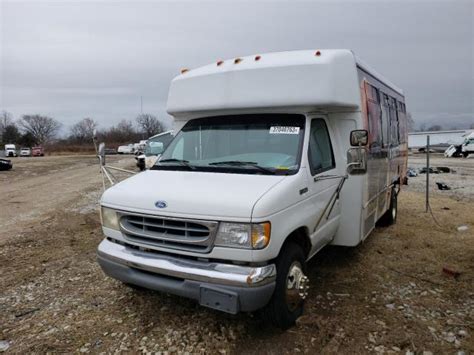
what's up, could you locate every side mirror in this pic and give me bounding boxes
[350,130,368,147]
[149,142,164,155]
[347,147,367,175]
[98,142,106,166]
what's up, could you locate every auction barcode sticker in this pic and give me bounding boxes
[269,126,300,134]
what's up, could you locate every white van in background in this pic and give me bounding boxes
[97,50,408,328]
[135,131,174,170]
[20,147,31,157]
[117,144,134,154]
[5,144,17,157]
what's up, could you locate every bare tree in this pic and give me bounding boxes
[70,118,98,142]
[18,114,61,144]
[116,119,136,138]
[136,114,162,138]
[470,123,474,129]
[0,111,13,141]
[98,119,138,143]
[2,124,21,144]
[427,124,442,132]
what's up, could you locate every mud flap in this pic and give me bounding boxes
[199,286,239,314]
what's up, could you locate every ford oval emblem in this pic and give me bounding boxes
[155,201,168,209]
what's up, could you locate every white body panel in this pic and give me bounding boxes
[102,170,287,220]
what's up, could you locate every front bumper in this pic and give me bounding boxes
[97,239,276,313]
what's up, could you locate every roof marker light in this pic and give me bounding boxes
[180,68,189,74]
[254,55,261,61]
[217,60,224,66]
[315,50,321,57]
[234,58,243,64]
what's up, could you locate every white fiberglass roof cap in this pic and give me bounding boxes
[166,49,399,117]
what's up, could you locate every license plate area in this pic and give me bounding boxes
[199,286,239,314]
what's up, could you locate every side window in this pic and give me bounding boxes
[389,97,399,146]
[367,84,382,149]
[308,119,335,175]
[381,93,390,147]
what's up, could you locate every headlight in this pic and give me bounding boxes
[215,222,271,249]
[101,207,120,230]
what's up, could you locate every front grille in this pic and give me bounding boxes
[119,213,218,253]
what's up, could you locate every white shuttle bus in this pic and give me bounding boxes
[97,50,408,329]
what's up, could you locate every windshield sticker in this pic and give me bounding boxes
[269,126,300,135]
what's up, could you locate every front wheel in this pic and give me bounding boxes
[263,242,309,330]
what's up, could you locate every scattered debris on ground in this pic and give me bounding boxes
[435,182,451,190]
[1,155,473,353]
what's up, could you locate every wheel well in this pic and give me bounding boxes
[281,227,311,259]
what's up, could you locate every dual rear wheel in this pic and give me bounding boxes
[378,187,398,226]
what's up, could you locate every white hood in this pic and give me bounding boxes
[101,170,287,220]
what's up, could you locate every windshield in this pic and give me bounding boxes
[145,133,174,156]
[153,114,305,175]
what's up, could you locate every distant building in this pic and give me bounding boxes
[408,130,473,150]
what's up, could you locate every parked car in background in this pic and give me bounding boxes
[5,144,17,157]
[135,131,174,170]
[117,145,134,154]
[133,143,141,154]
[32,146,45,157]
[20,147,31,157]
[0,158,13,171]
[104,148,117,155]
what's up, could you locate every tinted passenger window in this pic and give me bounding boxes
[308,119,335,175]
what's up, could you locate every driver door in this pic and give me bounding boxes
[306,117,341,256]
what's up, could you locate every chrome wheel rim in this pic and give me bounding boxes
[285,261,309,311]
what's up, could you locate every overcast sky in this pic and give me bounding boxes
[1,0,473,133]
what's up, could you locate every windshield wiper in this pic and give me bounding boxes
[208,160,274,174]
[156,158,195,170]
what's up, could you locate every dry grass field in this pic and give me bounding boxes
[0,154,473,353]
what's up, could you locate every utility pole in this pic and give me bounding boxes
[140,96,143,115]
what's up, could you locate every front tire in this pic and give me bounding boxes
[263,242,309,330]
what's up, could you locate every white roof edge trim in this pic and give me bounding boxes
[354,54,404,96]
[148,130,173,140]
[409,130,472,135]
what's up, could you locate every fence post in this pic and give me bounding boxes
[425,135,430,213]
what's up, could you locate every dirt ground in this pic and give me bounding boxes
[0,155,473,354]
